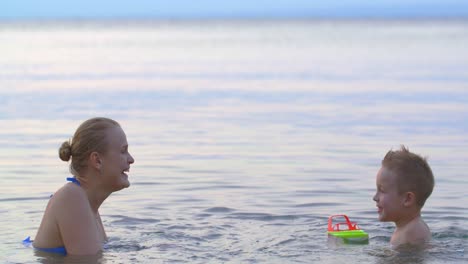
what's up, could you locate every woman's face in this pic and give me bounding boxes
[100,126,135,192]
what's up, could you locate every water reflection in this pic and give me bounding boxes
[34,250,104,264]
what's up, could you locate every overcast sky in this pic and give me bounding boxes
[2,0,468,19]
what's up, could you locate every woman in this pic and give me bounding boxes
[31,117,135,255]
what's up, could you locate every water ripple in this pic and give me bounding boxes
[294,202,341,207]
[178,184,253,191]
[108,215,160,225]
[0,196,48,202]
[226,212,298,221]
[204,207,236,213]
[131,181,166,186]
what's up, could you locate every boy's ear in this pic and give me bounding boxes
[403,191,416,207]
[89,151,102,170]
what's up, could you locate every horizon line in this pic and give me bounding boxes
[2,14,468,23]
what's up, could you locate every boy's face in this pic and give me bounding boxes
[373,167,406,222]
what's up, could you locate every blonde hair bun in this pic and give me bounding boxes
[59,141,72,161]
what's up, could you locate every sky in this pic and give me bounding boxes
[2,0,468,20]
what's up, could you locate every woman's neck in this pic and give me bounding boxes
[77,172,112,213]
[85,187,111,213]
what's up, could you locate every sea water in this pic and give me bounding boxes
[0,19,467,263]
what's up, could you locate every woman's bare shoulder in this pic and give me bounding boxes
[53,183,87,202]
[48,183,90,216]
[51,183,102,254]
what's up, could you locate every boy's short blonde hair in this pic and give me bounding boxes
[382,145,435,207]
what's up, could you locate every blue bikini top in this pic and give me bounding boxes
[23,236,67,255]
[66,177,80,186]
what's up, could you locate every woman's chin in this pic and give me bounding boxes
[111,175,130,191]
[121,176,130,188]
[123,180,130,188]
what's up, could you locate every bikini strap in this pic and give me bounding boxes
[66,177,81,186]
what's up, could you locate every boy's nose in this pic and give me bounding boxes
[372,193,378,202]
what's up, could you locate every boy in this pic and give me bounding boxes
[373,145,435,247]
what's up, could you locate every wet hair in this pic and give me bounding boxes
[59,117,120,177]
[382,145,435,207]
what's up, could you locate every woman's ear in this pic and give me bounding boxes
[89,151,102,170]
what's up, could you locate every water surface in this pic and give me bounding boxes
[0,19,467,263]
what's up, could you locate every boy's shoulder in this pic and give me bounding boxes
[406,217,431,243]
[392,216,431,246]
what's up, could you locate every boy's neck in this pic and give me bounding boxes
[395,210,421,228]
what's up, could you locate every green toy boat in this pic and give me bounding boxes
[327,214,369,244]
